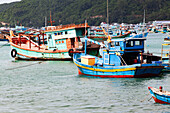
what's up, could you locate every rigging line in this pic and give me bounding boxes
[148,96,153,101]
[120,55,127,66]
[101,26,128,65]
[140,92,150,102]
[120,57,124,66]
[0,42,9,48]
[5,61,43,70]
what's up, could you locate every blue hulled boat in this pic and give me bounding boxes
[73,32,164,78]
[148,87,170,104]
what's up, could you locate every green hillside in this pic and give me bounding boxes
[0,0,169,27]
[0,3,15,13]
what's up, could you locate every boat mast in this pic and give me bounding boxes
[107,0,109,31]
[85,20,87,55]
[45,16,47,27]
[48,11,55,26]
[143,9,145,32]
[106,0,112,49]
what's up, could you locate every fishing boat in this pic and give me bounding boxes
[0,31,10,46]
[73,30,164,78]
[88,28,131,41]
[148,87,170,104]
[164,34,170,42]
[7,23,90,60]
[0,30,9,41]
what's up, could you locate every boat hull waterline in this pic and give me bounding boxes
[74,57,164,78]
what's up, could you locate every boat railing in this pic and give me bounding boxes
[45,23,89,31]
[24,36,39,47]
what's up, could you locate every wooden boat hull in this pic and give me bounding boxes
[10,44,72,60]
[148,87,170,104]
[73,55,164,78]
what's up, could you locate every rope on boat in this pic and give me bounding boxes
[148,97,153,101]
[140,92,152,102]
[0,42,9,48]
[85,37,106,47]
[25,36,39,46]
[119,55,127,66]
[5,61,43,70]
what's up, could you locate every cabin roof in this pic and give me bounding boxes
[111,37,146,42]
[45,23,89,32]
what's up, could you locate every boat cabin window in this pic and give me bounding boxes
[115,42,120,46]
[126,41,133,47]
[135,41,142,46]
[111,41,115,47]
[65,31,68,34]
[54,33,57,36]
[48,34,52,39]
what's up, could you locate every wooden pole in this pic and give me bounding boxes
[141,52,143,64]
[29,36,31,49]
[50,11,52,26]
[85,20,87,55]
[18,34,21,46]
[107,0,109,28]
[38,35,40,50]
[19,34,21,46]
[42,33,45,45]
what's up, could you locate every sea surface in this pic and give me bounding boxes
[0,33,169,113]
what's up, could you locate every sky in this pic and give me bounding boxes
[0,0,21,4]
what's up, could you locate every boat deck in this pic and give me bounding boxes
[151,87,170,96]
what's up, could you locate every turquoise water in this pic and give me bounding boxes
[0,33,170,112]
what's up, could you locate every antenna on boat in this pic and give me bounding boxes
[143,9,145,32]
[106,0,112,49]
[45,16,47,27]
[84,20,87,55]
[107,0,109,32]
[48,11,55,26]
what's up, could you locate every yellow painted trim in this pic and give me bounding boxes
[74,62,136,72]
[162,44,170,46]
[103,50,124,52]
[74,61,163,72]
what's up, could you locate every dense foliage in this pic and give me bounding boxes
[0,0,169,27]
[0,3,15,13]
